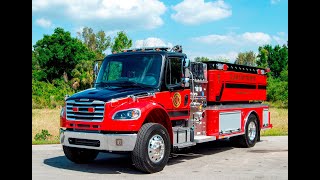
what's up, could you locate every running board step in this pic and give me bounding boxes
[194,135,216,143]
[173,142,196,148]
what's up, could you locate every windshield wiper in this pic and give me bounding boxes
[106,81,148,88]
[94,82,112,88]
[122,81,147,88]
[95,81,149,88]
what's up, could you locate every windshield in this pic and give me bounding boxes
[95,54,163,88]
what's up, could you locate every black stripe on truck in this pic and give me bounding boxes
[168,110,189,117]
[216,83,266,101]
[225,83,256,89]
[258,85,266,89]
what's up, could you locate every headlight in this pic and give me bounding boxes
[60,106,65,117]
[112,108,141,120]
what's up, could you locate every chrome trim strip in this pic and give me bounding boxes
[60,130,137,151]
[173,142,196,148]
[67,114,104,118]
[219,132,245,139]
[64,118,103,122]
[67,100,105,105]
[67,105,104,109]
[194,135,216,143]
[205,103,268,110]
[66,110,104,113]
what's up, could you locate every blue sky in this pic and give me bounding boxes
[32,0,288,62]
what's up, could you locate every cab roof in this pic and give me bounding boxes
[107,45,187,58]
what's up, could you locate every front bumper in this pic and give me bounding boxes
[60,129,137,151]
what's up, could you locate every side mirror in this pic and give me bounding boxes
[94,61,99,80]
[183,58,190,68]
[182,58,190,88]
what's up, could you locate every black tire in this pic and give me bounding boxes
[63,146,99,164]
[230,114,259,148]
[131,123,171,173]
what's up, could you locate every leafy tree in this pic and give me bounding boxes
[257,44,288,108]
[212,57,229,63]
[111,31,132,53]
[194,57,210,62]
[78,27,111,59]
[79,27,96,51]
[256,45,272,68]
[257,44,288,78]
[96,31,111,57]
[266,74,288,108]
[32,78,75,108]
[33,27,95,82]
[194,56,229,63]
[32,51,46,81]
[234,51,256,66]
[70,60,95,90]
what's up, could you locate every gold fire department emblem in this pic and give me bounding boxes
[172,92,181,108]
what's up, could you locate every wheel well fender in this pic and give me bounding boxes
[143,108,173,144]
[244,110,260,131]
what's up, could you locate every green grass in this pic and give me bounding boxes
[32,107,288,144]
[261,107,288,136]
[261,129,288,136]
[32,140,60,145]
[32,108,61,145]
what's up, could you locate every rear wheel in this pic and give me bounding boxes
[63,146,99,164]
[131,123,170,173]
[230,114,259,148]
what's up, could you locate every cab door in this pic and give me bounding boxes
[165,56,190,120]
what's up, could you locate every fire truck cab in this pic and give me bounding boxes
[60,45,272,173]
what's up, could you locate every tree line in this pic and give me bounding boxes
[32,27,288,109]
[32,27,132,108]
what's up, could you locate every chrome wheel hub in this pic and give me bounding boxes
[248,121,257,141]
[148,135,165,163]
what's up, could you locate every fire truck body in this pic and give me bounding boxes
[59,46,272,173]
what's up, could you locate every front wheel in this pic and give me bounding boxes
[63,146,99,164]
[230,114,259,148]
[131,123,171,173]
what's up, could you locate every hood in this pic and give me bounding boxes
[66,87,154,102]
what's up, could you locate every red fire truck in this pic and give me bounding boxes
[60,45,272,173]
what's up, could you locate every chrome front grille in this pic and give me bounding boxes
[66,100,105,121]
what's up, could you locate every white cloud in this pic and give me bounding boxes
[272,32,288,45]
[74,26,85,34]
[74,27,119,37]
[32,0,166,30]
[189,32,279,63]
[186,50,238,63]
[192,32,272,46]
[35,18,52,28]
[277,32,286,36]
[192,34,236,44]
[104,30,121,37]
[134,37,173,48]
[271,0,281,4]
[212,51,239,62]
[242,32,271,45]
[171,0,231,25]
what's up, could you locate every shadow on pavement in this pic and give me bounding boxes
[43,139,234,174]
[168,139,233,166]
[43,153,141,174]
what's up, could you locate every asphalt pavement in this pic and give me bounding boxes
[32,136,288,180]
